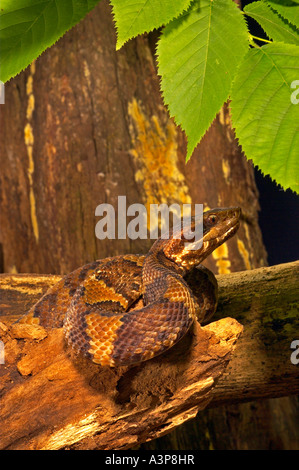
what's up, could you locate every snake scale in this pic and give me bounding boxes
[23,207,240,367]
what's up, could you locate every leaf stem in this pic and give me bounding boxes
[250,34,272,44]
[248,33,272,48]
[241,10,272,46]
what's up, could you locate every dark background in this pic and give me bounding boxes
[255,169,299,265]
[244,0,299,266]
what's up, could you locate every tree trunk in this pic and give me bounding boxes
[0,0,297,450]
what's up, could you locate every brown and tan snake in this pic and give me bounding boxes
[23,207,240,366]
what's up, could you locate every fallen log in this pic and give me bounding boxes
[0,261,298,450]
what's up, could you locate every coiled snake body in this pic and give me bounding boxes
[24,207,240,366]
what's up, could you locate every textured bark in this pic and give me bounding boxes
[212,261,299,405]
[0,261,298,450]
[0,3,266,277]
[0,0,295,451]
[0,315,242,450]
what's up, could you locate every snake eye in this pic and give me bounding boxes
[209,215,217,224]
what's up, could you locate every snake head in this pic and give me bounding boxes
[162,207,241,270]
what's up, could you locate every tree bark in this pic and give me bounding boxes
[0,3,266,276]
[0,317,242,450]
[0,261,298,450]
[0,0,296,451]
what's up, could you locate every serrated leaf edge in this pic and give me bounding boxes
[112,0,193,50]
[230,43,299,193]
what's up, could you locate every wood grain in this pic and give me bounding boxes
[0,261,298,449]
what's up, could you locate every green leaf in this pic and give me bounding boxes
[266,0,299,29]
[157,0,249,161]
[231,42,299,193]
[244,1,299,45]
[111,0,192,50]
[0,0,100,83]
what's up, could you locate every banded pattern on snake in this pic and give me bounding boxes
[23,207,240,366]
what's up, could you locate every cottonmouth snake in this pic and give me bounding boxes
[23,207,240,367]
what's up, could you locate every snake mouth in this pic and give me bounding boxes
[217,218,240,244]
[162,207,241,268]
[203,207,241,245]
[215,215,240,249]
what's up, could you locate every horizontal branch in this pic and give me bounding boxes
[211,260,299,406]
[0,260,298,450]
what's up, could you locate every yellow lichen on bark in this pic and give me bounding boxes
[128,98,191,232]
[24,61,39,243]
[237,238,251,270]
